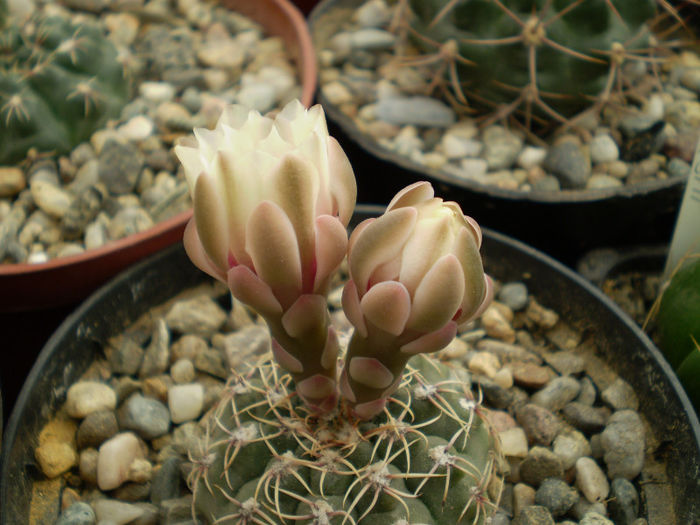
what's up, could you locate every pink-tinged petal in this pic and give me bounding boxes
[452,227,487,323]
[246,201,302,309]
[349,207,417,295]
[347,218,374,254]
[281,295,327,338]
[327,136,357,226]
[360,281,411,336]
[341,280,367,337]
[193,172,229,272]
[271,339,304,374]
[398,215,452,296]
[381,373,403,398]
[460,274,493,324]
[313,215,348,293]
[305,392,339,414]
[400,322,458,355]
[408,254,465,333]
[353,398,386,420]
[297,374,336,399]
[348,357,394,390]
[183,219,227,283]
[386,181,434,211]
[227,265,282,315]
[463,213,483,248]
[321,327,339,371]
[339,368,356,402]
[271,154,318,278]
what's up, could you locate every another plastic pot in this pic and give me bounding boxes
[308,0,686,266]
[0,0,317,313]
[2,206,699,523]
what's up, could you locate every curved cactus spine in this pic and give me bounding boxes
[398,0,659,131]
[189,353,501,524]
[0,13,129,164]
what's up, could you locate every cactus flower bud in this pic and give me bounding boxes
[340,181,493,418]
[175,100,357,412]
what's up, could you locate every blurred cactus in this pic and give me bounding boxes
[341,181,493,418]
[0,12,129,164]
[397,0,659,130]
[190,353,501,524]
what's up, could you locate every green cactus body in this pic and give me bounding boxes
[407,0,656,122]
[0,14,128,164]
[656,256,700,408]
[190,353,500,524]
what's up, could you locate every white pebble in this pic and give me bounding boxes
[65,381,117,418]
[499,427,529,458]
[516,146,547,169]
[118,116,155,142]
[171,358,196,384]
[139,81,176,103]
[97,432,144,491]
[168,383,205,424]
[93,499,145,525]
[590,134,619,164]
[575,456,610,503]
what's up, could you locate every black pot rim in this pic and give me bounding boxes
[2,204,699,522]
[309,0,688,205]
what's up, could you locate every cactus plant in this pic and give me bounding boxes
[655,255,700,409]
[0,12,129,164]
[401,0,658,130]
[190,353,500,524]
[176,99,502,523]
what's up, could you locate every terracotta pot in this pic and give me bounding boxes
[308,0,686,267]
[2,206,699,522]
[0,0,317,313]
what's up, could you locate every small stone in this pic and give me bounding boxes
[608,477,640,525]
[516,505,555,525]
[139,319,170,378]
[79,448,99,484]
[76,410,119,449]
[600,410,645,479]
[482,125,523,170]
[493,368,514,389]
[601,378,639,411]
[513,483,536,517]
[580,512,614,525]
[171,334,208,362]
[563,402,609,433]
[553,429,592,470]
[218,324,271,370]
[575,456,610,503]
[531,376,581,412]
[535,478,579,518]
[165,295,227,337]
[545,351,585,376]
[110,337,145,376]
[577,377,598,406]
[92,499,144,525]
[322,81,354,106]
[127,458,153,484]
[499,427,529,458]
[97,432,145,491]
[236,82,278,113]
[155,101,194,131]
[150,456,183,504]
[498,282,529,311]
[544,141,591,189]
[667,157,691,179]
[139,81,176,103]
[376,96,456,128]
[30,180,73,218]
[468,351,501,378]
[168,383,204,423]
[517,146,547,169]
[108,207,154,239]
[118,116,155,142]
[98,139,144,195]
[354,0,393,27]
[194,348,228,379]
[525,299,559,329]
[0,167,26,197]
[118,394,171,440]
[590,134,619,164]
[55,502,96,525]
[171,358,196,384]
[587,174,623,189]
[510,362,552,389]
[519,447,564,487]
[35,440,78,478]
[66,381,117,418]
[516,403,559,446]
[481,305,516,343]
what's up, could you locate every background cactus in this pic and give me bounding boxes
[654,255,700,409]
[402,0,658,130]
[189,352,501,524]
[0,12,129,164]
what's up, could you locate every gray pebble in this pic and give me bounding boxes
[165,295,227,338]
[543,141,591,189]
[531,175,561,192]
[77,410,119,449]
[118,394,171,440]
[98,140,144,195]
[534,478,579,517]
[376,96,456,128]
[576,377,598,406]
[601,378,639,411]
[150,456,183,504]
[667,157,691,178]
[498,282,529,311]
[515,505,555,525]
[590,134,619,164]
[519,446,564,487]
[563,402,609,433]
[516,403,559,447]
[110,337,145,376]
[350,28,396,50]
[600,410,645,479]
[482,125,523,170]
[608,477,640,525]
[140,319,170,378]
[194,348,228,379]
[580,512,614,525]
[552,429,592,470]
[55,502,96,525]
[531,376,581,412]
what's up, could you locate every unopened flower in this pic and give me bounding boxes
[340,181,493,418]
[175,100,357,412]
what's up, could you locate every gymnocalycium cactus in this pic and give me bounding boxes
[176,99,500,523]
[0,12,129,164]
[400,0,657,130]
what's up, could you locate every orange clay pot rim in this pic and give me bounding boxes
[0,0,317,277]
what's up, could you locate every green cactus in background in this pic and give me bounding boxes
[0,13,129,164]
[189,352,501,524]
[655,255,700,409]
[400,0,658,130]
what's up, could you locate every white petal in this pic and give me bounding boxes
[360,281,411,336]
[386,181,434,211]
[408,254,465,333]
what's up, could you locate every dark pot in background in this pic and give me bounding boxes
[308,0,687,267]
[2,206,699,523]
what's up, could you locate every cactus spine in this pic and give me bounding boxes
[0,13,129,164]
[189,353,500,524]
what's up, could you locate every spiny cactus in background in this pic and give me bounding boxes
[654,255,700,409]
[190,353,501,524]
[398,0,659,131]
[0,12,129,164]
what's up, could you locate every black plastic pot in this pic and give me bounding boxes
[308,0,686,266]
[2,207,699,523]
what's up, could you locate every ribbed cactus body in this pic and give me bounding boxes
[408,0,656,120]
[190,353,499,524]
[0,14,128,164]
